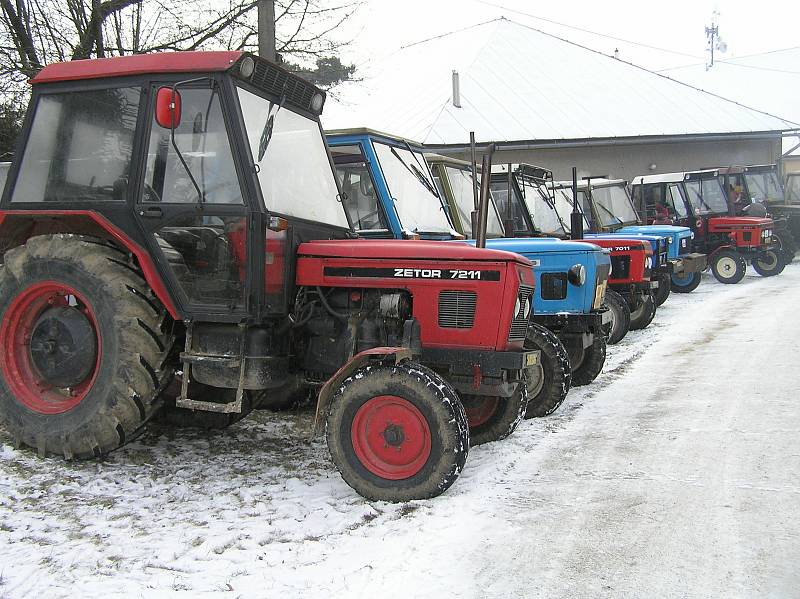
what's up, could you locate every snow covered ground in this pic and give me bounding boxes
[1,264,799,598]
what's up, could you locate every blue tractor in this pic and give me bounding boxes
[326,129,611,424]
[571,176,708,295]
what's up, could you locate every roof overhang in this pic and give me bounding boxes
[424,130,799,154]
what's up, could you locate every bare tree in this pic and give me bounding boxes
[0,0,360,99]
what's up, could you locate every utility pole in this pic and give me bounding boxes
[258,0,277,62]
[704,10,727,70]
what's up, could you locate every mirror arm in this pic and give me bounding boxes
[169,77,211,204]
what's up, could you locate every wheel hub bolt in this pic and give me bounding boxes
[382,423,405,447]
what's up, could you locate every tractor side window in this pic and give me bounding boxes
[330,145,387,231]
[667,184,688,218]
[11,87,140,203]
[142,86,243,205]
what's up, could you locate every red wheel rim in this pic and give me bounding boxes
[351,395,432,480]
[463,396,500,428]
[0,281,101,414]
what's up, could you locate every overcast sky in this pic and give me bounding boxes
[338,0,800,72]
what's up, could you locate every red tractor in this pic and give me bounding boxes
[0,52,542,502]
[632,169,783,283]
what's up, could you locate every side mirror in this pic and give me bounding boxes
[155,87,181,129]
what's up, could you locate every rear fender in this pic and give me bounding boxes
[0,210,179,319]
[311,347,414,438]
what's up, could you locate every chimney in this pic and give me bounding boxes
[452,70,461,108]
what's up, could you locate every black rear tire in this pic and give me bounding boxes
[569,334,607,387]
[522,323,571,418]
[711,249,747,284]
[462,380,529,446]
[326,361,469,502]
[751,249,786,277]
[772,227,797,259]
[629,291,656,330]
[603,289,631,345]
[653,272,671,307]
[0,235,173,459]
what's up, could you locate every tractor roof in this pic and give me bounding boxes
[30,51,243,84]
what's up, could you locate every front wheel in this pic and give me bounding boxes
[569,334,607,387]
[653,272,671,307]
[326,361,469,502]
[711,249,747,284]
[751,249,786,277]
[603,289,631,345]
[629,291,656,330]
[671,270,702,293]
[522,323,571,418]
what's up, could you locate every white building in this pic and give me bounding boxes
[323,18,798,181]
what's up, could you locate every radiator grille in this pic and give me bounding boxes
[438,291,477,329]
[610,255,630,280]
[250,60,319,113]
[508,285,535,341]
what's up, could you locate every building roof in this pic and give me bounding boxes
[323,18,797,146]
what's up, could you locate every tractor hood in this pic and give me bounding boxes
[298,239,532,267]
[617,224,691,237]
[709,216,772,227]
[474,237,604,255]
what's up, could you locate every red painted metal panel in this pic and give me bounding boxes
[30,51,242,84]
[0,210,180,319]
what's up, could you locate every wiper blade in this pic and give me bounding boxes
[257,95,286,161]
[391,146,439,198]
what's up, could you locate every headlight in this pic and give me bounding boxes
[666,237,673,244]
[310,92,325,113]
[645,256,652,269]
[523,297,532,319]
[239,56,255,78]
[514,296,521,317]
[568,264,586,286]
[690,232,695,239]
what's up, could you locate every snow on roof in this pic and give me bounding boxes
[323,18,797,145]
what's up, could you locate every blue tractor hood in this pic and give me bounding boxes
[616,225,694,259]
[462,237,610,316]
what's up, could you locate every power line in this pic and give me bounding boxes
[473,0,704,60]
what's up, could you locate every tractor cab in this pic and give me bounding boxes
[491,164,659,333]
[0,52,543,502]
[632,169,783,283]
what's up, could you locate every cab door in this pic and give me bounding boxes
[134,80,256,320]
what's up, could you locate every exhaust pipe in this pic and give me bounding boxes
[570,166,584,240]
[475,143,495,248]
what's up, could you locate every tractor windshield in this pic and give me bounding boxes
[373,142,452,234]
[744,171,782,202]
[443,165,504,237]
[787,174,800,204]
[237,86,347,228]
[550,187,590,234]
[590,184,638,227]
[684,178,729,215]
[521,179,566,235]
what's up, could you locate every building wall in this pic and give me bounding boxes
[443,137,781,183]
